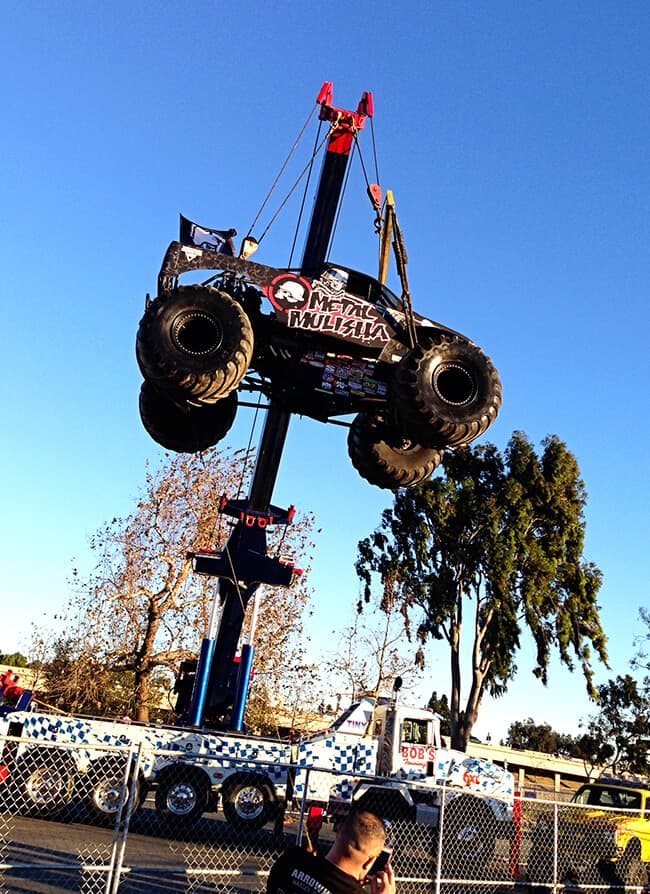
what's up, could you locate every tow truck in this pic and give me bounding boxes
[0,679,514,876]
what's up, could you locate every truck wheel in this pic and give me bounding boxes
[12,751,75,816]
[85,757,142,824]
[526,822,564,887]
[154,765,211,827]
[442,795,497,876]
[221,773,276,832]
[136,285,254,403]
[615,854,648,889]
[526,850,550,885]
[139,381,238,453]
[347,414,443,490]
[392,336,502,448]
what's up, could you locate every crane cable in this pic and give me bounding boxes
[245,102,318,239]
[329,117,381,258]
[288,118,325,268]
[252,130,332,252]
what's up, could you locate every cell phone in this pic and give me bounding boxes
[368,847,393,876]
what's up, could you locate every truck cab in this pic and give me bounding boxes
[372,703,441,779]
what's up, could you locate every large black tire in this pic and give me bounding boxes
[527,845,560,887]
[614,849,648,889]
[139,381,238,453]
[354,788,433,878]
[12,751,76,816]
[84,756,142,825]
[136,285,254,403]
[441,795,498,877]
[392,336,502,448]
[221,772,276,832]
[347,414,443,489]
[154,764,211,827]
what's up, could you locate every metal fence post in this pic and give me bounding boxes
[434,780,446,894]
[108,742,143,894]
[552,798,559,894]
[295,766,310,847]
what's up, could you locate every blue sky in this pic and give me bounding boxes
[2,2,648,741]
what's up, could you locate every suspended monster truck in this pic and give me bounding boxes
[136,85,502,490]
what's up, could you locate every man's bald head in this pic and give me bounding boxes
[337,809,387,859]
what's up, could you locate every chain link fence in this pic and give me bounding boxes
[0,733,647,894]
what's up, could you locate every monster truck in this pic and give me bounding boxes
[136,248,502,489]
[136,85,501,490]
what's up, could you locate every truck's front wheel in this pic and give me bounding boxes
[614,849,648,890]
[221,773,276,832]
[441,795,497,876]
[136,285,254,403]
[355,788,413,822]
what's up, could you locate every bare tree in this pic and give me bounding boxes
[326,589,423,703]
[51,447,314,722]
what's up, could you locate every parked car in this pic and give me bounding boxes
[527,778,650,888]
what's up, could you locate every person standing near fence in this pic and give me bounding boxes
[267,808,396,894]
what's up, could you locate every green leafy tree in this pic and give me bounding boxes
[44,447,314,723]
[506,717,577,755]
[0,652,28,668]
[427,691,451,738]
[356,433,607,751]
[574,674,650,776]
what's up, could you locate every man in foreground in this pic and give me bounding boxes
[267,808,396,894]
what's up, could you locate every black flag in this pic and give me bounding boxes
[179,215,237,256]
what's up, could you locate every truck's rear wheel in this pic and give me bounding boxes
[526,848,553,886]
[139,381,237,453]
[136,285,254,403]
[155,765,211,827]
[347,414,443,490]
[221,772,275,832]
[85,756,142,824]
[393,336,502,448]
[12,751,75,816]
[441,795,497,876]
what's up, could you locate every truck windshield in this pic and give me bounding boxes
[575,786,642,812]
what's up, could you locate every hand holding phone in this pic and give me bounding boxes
[366,851,395,894]
[368,848,392,877]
